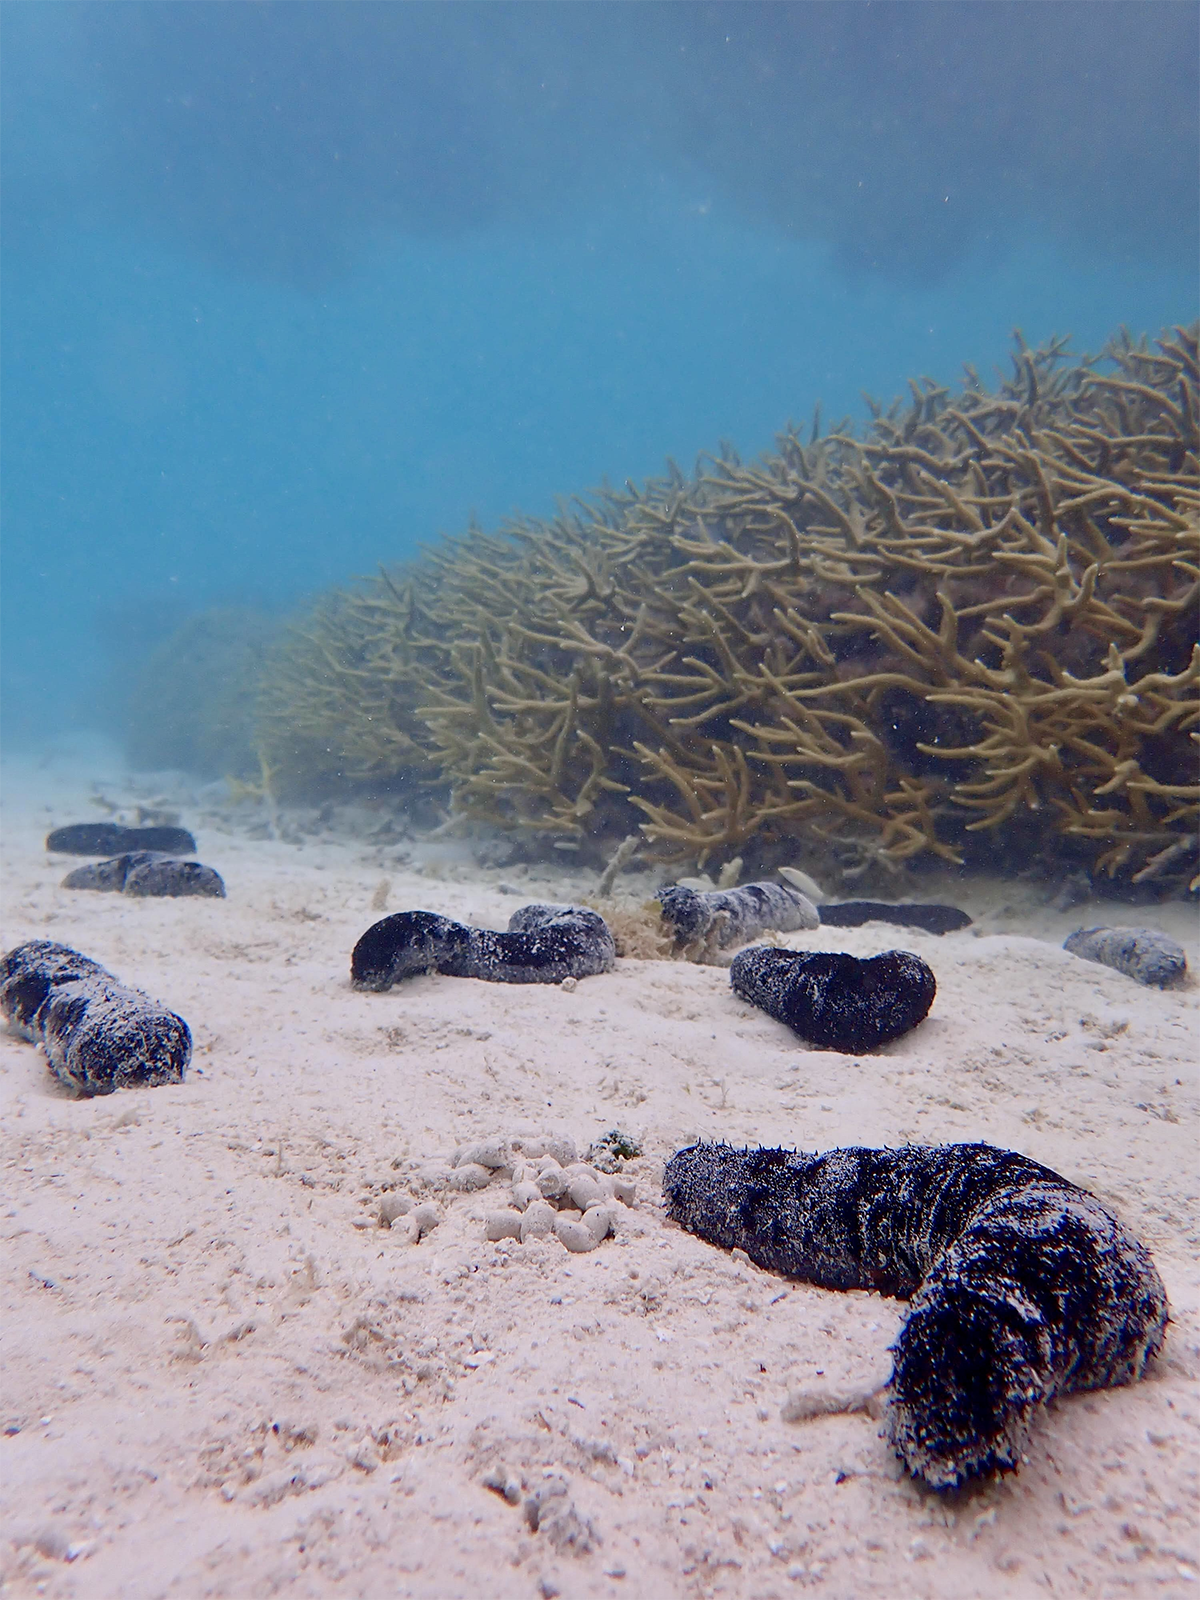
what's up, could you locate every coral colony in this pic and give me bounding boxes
[255,327,1197,889]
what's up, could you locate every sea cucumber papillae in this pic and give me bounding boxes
[664,1141,1167,1489]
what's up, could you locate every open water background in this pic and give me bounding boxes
[2,1,1196,752]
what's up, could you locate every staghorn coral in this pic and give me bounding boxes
[256,569,451,796]
[257,327,1199,887]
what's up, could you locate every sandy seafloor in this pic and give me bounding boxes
[1,738,1197,1600]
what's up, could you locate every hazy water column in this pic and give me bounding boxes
[1,1,1195,750]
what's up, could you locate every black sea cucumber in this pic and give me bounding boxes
[819,901,972,935]
[730,945,935,1051]
[62,852,226,899]
[351,903,616,991]
[1063,926,1187,988]
[46,823,197,856]
[663,1141,1168,1490]
[0,939,191,1095]
[656,882,819,955]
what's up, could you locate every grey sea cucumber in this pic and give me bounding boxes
[730,946,935,1051]
[663,1141,1168,1490]
[1063,926,1187,988]
[0,939,191,1095]
[351,903,616,991]
[62,852,226,899]
[819,901,972,935]
[656,881,819,956]
[46,822,197,856]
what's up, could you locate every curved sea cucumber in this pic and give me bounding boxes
[46,822,197,856]
[656,881,819,956]
[663,1141,1168,1490]
[62,852,226,899]
[730,945,935,1051]
[0,939,191,1095]
[819,901,972,935]
[351,903,616,991]
[1064,926,1187,988]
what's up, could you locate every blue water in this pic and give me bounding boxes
[3,1,1197,749]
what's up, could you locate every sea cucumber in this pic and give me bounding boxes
[819,901,972,935]
[730,946,935,1051]
[663,1141,1168,1490]
[351,903,616,991]
[656,881,819,957]
[46,822,197,856]
[62,852,225,899]
[0,939,191,1095]
[1063,926,1187,988]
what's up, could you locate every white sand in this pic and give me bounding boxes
[2,743,1197,1599]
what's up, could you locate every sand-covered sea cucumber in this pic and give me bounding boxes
[62,852,226,899]
[819,901,972,935]
[663,1141,1168,1490]
[351,903,616,991]
[656,881,819,956]
[730,946,935,1051]
[46,822,197,856]
[1064,926,1187,988]
[0,939,191,1095]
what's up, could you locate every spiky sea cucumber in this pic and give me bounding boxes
[0,939,191,1095]
[663,1141,1167,1490]
[656,882,819,956]
[1063,926,1187,988]
[351,903,616,991]
[819,901,972,935]
[46,822,197,856]
[62,852,226,898]
[730,945,935,1051]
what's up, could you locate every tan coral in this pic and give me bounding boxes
[257,325,1199,886]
